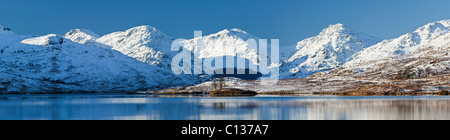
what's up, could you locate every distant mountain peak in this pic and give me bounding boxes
[296,23,379,50]
[180,28,262,69]
[417,19,450,31]
[218,28,247,34]
[345,19,450,67]
[413,20,450,41]
[64,29,100,44]
[65,29,100,38]
[208,28,259,42]
[319,23,350,35]
[129,25,156,30]
[230,28,245,32]
[93,25,175,68]
[281,24,381,79]
[416,20,450,32]
[21,34,65,47]
[125,25,168,37]
[127,25,154,33]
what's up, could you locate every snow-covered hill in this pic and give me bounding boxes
[0,27,189,94]
[280,24,381,79]
[181,29,260,62]
[178,28,275,76]
[345,19,450,66]
[65,26,175,68]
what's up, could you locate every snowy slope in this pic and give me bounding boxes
[0,30,189,93]
[428,32,450,49]
[346,19,450,66]
[181,29,260,59]
[280,24,381,79]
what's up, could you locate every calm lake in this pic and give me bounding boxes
[0,94,449,120]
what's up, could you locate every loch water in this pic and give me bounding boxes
[0,94,449,120]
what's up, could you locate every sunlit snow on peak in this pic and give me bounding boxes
[21,34,65,46]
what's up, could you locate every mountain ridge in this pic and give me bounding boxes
[280,23,381,79]
[345,19,450,67]
[0,29,192,94]
[2,19,449,94]
[63,29,100,44]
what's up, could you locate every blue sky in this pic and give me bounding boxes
[1,0,450,46]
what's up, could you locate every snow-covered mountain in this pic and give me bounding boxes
[63,29,100,44]
[181,29,260,62]
[0,27,189,94]
[65,27,275,76]
[0,25,33,48]
[65,26,175,68]
[428,31,450,49]
[345,19,450,66]
[3,19,449,94]
[177,28,271,75]
[280,24,381,79]
[161,31,450,95]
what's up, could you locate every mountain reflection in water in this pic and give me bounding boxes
[0,94,448,120]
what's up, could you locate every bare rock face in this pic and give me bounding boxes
[0,26,11,32]
[1,33,189,94]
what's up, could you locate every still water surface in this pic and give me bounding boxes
[0,94,449,120]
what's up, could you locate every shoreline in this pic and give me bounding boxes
[133,90,449,97]
[1,92,448,97]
